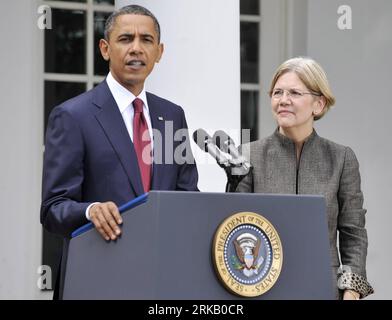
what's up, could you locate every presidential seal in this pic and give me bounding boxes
[212,212,283,297]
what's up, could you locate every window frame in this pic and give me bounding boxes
[240,1,262,142]
[42,0,114,90]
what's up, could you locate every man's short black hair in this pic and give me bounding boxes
[104,4,161,42]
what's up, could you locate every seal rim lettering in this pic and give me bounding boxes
[212,212,283,297]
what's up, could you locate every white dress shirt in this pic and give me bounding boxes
[106,72,154,144]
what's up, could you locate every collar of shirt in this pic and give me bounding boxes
[106,72,150,115]
[105,72,154,148]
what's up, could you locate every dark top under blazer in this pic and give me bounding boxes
[41,80,198,237]
[236,129,369,287]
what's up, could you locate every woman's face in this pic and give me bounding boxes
[271,72,324,132]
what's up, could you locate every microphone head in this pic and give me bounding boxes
[193,129,212,152]
[213,130,235,152]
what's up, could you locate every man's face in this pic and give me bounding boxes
[100,14,164,95]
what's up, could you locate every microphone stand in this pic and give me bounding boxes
[223,158,253,193]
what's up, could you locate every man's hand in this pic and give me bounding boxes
[89,202,122,241]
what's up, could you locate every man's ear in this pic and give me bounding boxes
[156,43,164,63]
[99,39,110,61]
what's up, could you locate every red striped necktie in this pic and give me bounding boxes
[132,98,152,192]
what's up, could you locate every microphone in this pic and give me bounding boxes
[192,129,230,168]
[213,130,241,158]
[212,130,252,174]
[193,129,253,192]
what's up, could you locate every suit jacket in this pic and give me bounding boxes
[41,80,198,237]
[236,129,370,296]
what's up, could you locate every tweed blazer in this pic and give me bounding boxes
[236,129,370,295]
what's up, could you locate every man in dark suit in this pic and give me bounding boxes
[40,4,198,242]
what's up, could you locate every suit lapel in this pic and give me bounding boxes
[93,82,144,196]
[147,92,166,190]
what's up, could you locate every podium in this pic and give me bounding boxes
[60,191,334,299]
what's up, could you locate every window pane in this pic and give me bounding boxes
[94,12,111,76]
[240,22,259,83]
[45,9,87,74]
[94,0,114,4]
[44,81,86,134]
[240,0,260,15]
[241,91,259,142]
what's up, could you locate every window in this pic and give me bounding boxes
[42,0,114,290]
[240,0,261,142]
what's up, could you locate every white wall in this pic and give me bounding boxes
[117,0,241,192]
[306,0,392,299]
[0,0,45,299]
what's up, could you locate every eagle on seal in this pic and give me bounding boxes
[233,233,264,277]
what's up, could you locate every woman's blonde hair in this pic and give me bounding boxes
[269,57,336,120]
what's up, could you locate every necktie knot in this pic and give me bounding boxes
[133,98,144,114]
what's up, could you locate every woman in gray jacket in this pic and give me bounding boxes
[236,57,373,299]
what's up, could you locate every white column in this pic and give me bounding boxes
[117,0,241,191]
[0,0,44,299]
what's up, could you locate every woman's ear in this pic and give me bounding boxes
[314,96,326,115]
